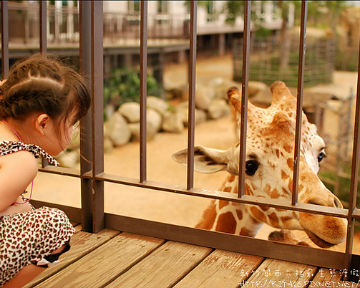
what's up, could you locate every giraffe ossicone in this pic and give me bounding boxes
[173,81,347,248]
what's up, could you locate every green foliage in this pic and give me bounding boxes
[103,68,161,111]
[225,1,244,24]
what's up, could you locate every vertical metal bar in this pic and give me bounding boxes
[238,0,251,198]
[345,38,360,275]
[292,0,308,205]
[140,1,148,183]
[187,1,197,190]
[79,1,93,232]
[91,1,104,233]
[39,0,47,54]
[1,0,9,79]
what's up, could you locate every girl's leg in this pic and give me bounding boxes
[2,245,67,288]
[2,265,46,288]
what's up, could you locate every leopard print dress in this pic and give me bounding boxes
[0,141,75,286]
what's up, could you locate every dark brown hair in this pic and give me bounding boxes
[0,54,90,124]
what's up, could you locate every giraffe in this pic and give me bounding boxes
[173,81,347,248]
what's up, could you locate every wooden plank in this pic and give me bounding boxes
[175,249,263,288]
[242,259,317,288]
[25,229,119,288]
[309,268,343,288]
[106,241,212,288]
[35,233,164,288]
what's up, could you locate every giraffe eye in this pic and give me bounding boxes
[245,160,259,176]
[318,151,326,163]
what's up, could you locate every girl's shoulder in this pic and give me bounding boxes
[0,141,58,166]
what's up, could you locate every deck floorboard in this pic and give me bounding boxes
[25,228,357,288]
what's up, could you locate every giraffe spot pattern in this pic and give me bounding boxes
[215,212,236,234]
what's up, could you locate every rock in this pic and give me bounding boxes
[176,102,208,126]
[119,102,140,123]
[248,81,268,98]
[128,109,162,141]
[208,99,230,119]
[56,150,79,168]
[104,137,113,154]
[68,126,80,150]
[195,85,215,110]
[213,80,241,100]
[104,112,131,146]
[147,96,169,116]
[162,111,184,133]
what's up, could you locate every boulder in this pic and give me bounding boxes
[147,96,169,116]
[208,99,230,119]
[119,102,140,123]
[176,102,208,126]
[162,111,184,133]
[68,126,80,150]
[104,112,131,146]
[195,85,215,110]
[128,109,162,141]
[56,150,80,168]
[248,81,268,98]
[104,137,114,154]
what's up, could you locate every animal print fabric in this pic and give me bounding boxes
[0,141,74,285]
[0,141,59,166]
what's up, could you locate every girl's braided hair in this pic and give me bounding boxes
[0,54,90,124]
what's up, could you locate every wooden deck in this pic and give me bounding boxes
[24,225,357,288]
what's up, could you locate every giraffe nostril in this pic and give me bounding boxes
[334,198,342,208]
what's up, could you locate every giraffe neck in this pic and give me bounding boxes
[196,174,263,236]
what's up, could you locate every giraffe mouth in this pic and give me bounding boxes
[305,230,334,248]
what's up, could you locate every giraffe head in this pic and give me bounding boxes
[173,81,347,248]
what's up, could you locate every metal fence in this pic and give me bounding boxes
[1,0,360,276]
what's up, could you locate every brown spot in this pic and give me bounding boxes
[228,174,236,183]
[276,149,280,158]
[245,184,253,196]
[259,205,269,212]
[281,216,293,223]
[282,187,290,195]
[268,212,280,227]
[288,179,293,193]
[270,188,280,198]
[281,170,288,180]
[275,208,287,212]
[268,160,276,169]
[223,186,232,193]
[250,207,267,223]
[219,200,228,210]
[287,158,294,170]
[240,227,254,236]
[215,212,236,234]
[264,184,271,194]
[196,201,216,230]
[284,144,292,153]
[236,209,243,220]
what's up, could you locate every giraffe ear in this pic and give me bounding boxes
[172,146,230,174]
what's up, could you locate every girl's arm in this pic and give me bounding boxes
[0,151,38,212]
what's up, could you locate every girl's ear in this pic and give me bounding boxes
[35,113,50,135]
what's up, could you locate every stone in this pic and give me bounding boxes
[208,99,230,119]
[176,102,208,127]
[104,137,113,154]
[195,85,215,110]
[68,126,80,150]
[128,109,162,141]
[104,112,131,146]
[162,111,184,133]
[248,81,268,98]
[119,102,140,123]
[56,150,80,168]
[147,96,169,116]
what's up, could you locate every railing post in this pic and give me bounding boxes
[1,0,9,79]
[79,1,104,233]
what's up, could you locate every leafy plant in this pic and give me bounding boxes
[104,67,161,108]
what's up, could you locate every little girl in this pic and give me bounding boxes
[0,54,90,287]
